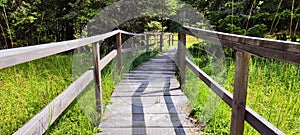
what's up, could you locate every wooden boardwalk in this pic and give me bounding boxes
[98,47,199,135]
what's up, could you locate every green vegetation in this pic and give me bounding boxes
[1,0,300,134]
[186,41,300,134]
[0,54,113,134]
[183,0,300,40]
[0,40,166,134]
[0,55,73,134]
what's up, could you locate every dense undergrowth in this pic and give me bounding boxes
[0,41,165,134]
[186,39,300,135]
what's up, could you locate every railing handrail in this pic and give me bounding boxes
[179,26,292,135]
[4,29,173,135]
[183,26,300,65]
[0,30,167,70]
[185,58,284,135]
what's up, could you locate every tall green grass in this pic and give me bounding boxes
[0,39,168,134]
[0,54,73,134]
[186,41,300,134]
[0,53,119,134]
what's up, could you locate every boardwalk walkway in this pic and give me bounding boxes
[98,47,199,135]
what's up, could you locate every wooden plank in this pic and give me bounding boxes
[129,70,175,75]
[0,30,121,69]
[182,26,300,65]
[137,63,175,66]
[149,59,174,63]
[185,57,284,135]
[116,32,122,70]
[115,83,179,89]
[104,102,188,115]
[146,35,149,53]
[109,96,189,105]
[111,89,184,97]
[178,32,186,88]
[137,64,176,67]
[97,128,200,135]
[122,76,177,80]
[160,33,163,52]
[245,107,285,135]
[135,67,176,71]
[13,70,94,135]
[172,34,174,46]
[100,113,192,128]
[168,34,171,46]
[99,50,117,71]
[186,58,233,106]
[123,73,175,78]
[230,51,251,135]
[118,79,179,84]
[119,30,146,36]
[99,48,195,135]
[183,26,300,53]
[92,42,103,114]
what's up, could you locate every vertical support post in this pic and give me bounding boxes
[116,32,122,71]
[155,34,158,45]
[92,42,103,114]
[146,35,149,53]
[230,51,251,135]
[172,34,174,46]
[178,31,186,89]
[168,34,171,46]
[160,33,163,52]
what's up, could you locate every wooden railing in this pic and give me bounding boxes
[178,26,300,135]
[2,24,296,135]
[0,30,173,135]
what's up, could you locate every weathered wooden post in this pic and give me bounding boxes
[230,51,251,135]
[178,31,186,88]
[92,42,103,114]
[172,34,174,46]
[116,32,122,71]
[168,34,171,46]
[155,34,157,45]
[146,34,149,53]
[160,33,164,52]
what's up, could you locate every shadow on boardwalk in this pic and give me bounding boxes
[98,47,200,135]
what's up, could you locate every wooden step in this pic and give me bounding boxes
[97,127,201,135]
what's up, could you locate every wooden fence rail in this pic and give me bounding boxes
[0,29,173,134]
[185,58,284,135]
[179,26,299,135]
[2,24,294,135]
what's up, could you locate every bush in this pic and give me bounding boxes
[247,24,267,37]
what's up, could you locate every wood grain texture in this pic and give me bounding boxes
[92,42,103,114]
[178,32,186,88]
[0,30,121,69]
[168,34,171,46]
[183,26,300,65]
[172,34,174,46]
[160,33,163,52]
[116,32,122,70]
[230,51,251,135]
[146,35,149,53]
[99,50,117,71]
[0,30,156,69]
[99,47,199,135]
